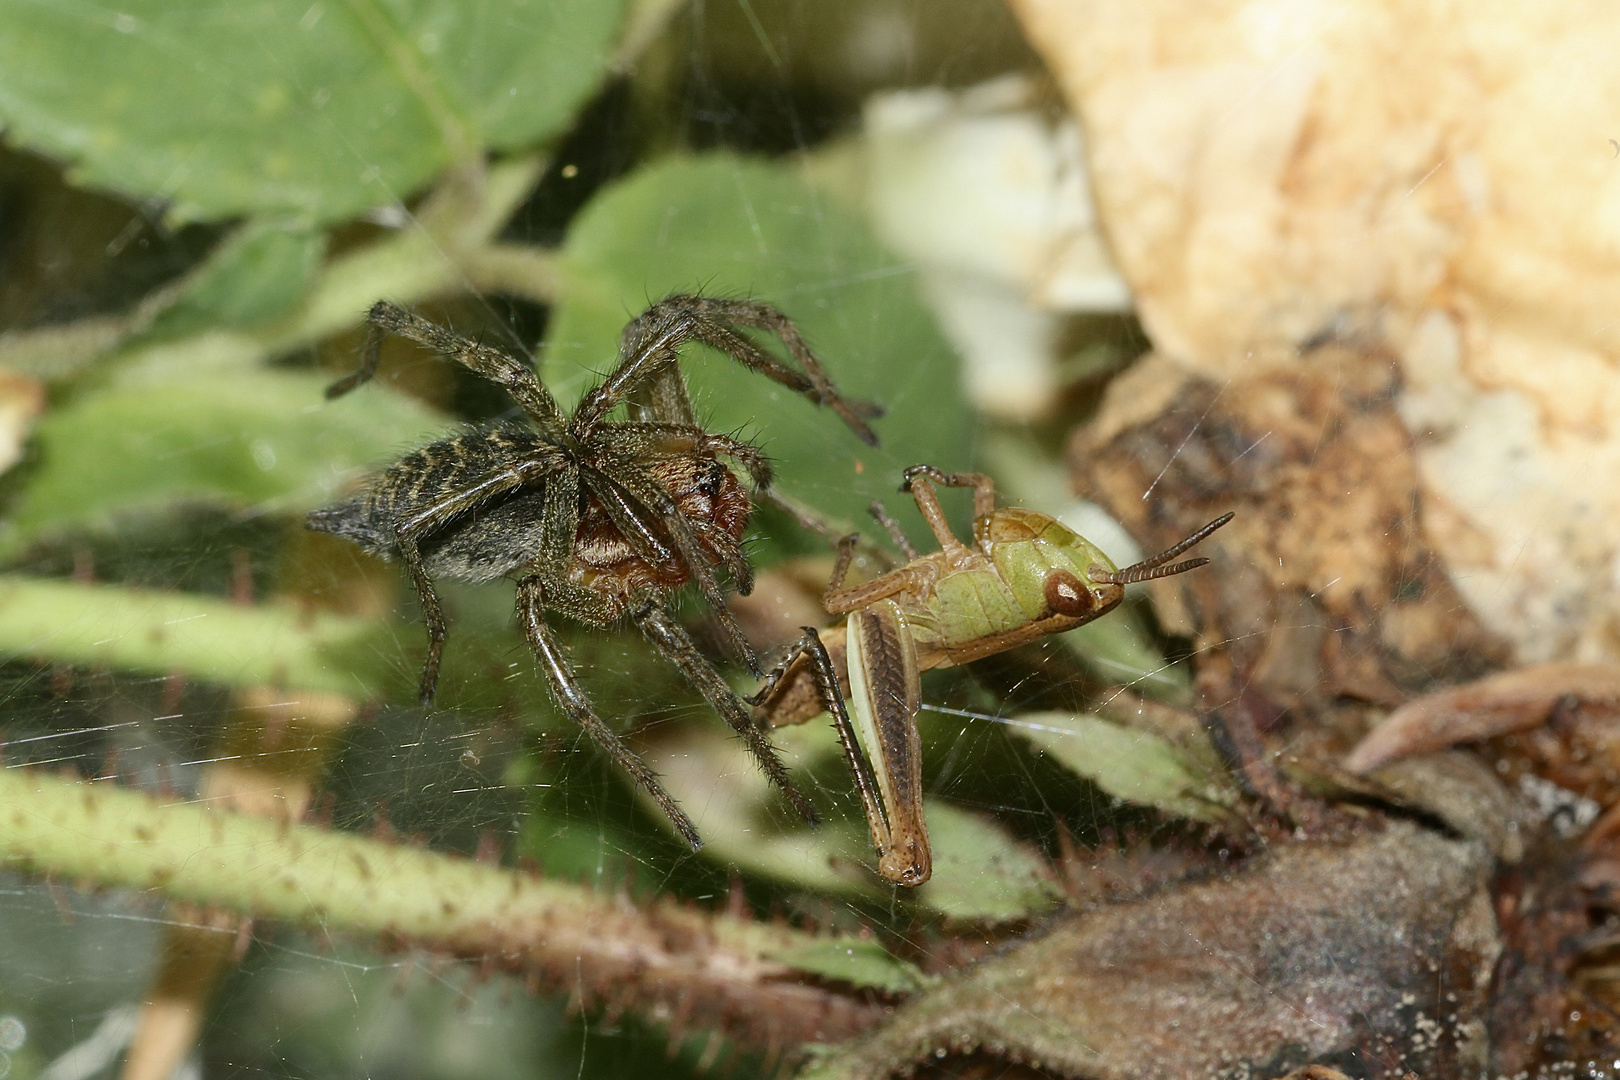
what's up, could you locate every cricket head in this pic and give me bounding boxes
[981,508,1129,626]
[981,508,1234,628]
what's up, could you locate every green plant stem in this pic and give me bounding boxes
[0,766,887,1047]
[0,575,385,697]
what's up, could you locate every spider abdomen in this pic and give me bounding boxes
[308,425,556,583]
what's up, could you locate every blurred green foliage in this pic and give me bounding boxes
[0,0,626,222]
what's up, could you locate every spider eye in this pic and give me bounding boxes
[697,460,730,498]
[1044,570,1096,617]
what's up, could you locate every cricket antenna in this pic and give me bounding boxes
[1090,512,1233,586]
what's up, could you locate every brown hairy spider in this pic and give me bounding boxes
[307,296,883,848]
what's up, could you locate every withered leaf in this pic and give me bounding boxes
[802,821,1497,1080]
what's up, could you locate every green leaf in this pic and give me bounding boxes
[1061,608,1192,705]
[148,219,326,337]
[1008,711,1239,823]
[638,717,886,900]
[0,0,626,223]
[639,714,1057,919]
[912,801,1061,922]
[767,938,930,995]
[6,365,451,550]
[548,153,973,536]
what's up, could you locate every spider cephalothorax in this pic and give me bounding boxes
[308,296,882,847]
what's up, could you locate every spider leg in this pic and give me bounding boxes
[633,601,820,828]
[599,422,774,491]
[697,431,771,490]
[529,464,624,626]
[394,455,566,539]
[393,528,450,705]
[329,302,565,430]
[577,463,678,562]
[619,465,755,595]
[684,297,886,442]
[517,577,703,850]
[388,455,567,703]
[571,296,882,446]
[624,363,700,429]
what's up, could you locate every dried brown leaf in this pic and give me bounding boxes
[1346,663,1620,773]
[802,821,1498,1080]
[1070,347,1507,735]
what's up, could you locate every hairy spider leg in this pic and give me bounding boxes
[533,467,621,622]
[588,458,755,599]
[528,473,821,837]
[681,297,886,442]
[632,603,820,828]
[392,455,567,703]
[602,423,775,491]
[685,318,882,447]
[515,576,703,850]
[328,302,565,428]
[570,295,882,446]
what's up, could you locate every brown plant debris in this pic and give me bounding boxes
[1006,0,1620,669]
[801,820,1498,1080]
[1069,346,1507,736]
[1346,663,1620,775]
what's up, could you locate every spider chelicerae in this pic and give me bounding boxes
[307,296,882,848]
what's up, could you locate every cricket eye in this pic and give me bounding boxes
[1045,570,1096,617]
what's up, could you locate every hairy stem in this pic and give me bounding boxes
[0,767,889,1049]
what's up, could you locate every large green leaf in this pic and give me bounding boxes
[6,366,451,549]
[912,801,1062,922]
[147,218,327,337]
[640,716,1060,920]
[1009,711,1240,824]
[0,0,626,223]
[548,153,973,535]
